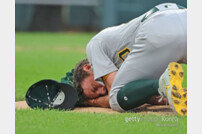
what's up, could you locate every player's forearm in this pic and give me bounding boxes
[103,71,117,93]
[85,95,110,108]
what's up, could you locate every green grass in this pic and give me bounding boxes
[15,32,96,101]
[16,109,187,134]
[15,32,187,134]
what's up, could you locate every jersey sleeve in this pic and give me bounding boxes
[86,39,118,81]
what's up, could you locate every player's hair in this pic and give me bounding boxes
[73,58,90,106]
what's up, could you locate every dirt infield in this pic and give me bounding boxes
[15,101,175,115]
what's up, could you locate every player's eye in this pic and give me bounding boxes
[91,85,96,93]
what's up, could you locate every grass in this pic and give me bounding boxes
[16,109,187,134]
[15,32,187,134]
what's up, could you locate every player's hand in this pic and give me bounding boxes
[147,95,168,105]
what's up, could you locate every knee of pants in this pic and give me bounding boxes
[109,90,125,112]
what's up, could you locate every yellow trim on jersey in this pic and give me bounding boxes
[102,73,110,81]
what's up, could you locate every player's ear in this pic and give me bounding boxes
[83,64,91,72]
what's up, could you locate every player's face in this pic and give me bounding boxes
[81,72,107,99]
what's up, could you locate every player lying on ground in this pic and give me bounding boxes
[73,3,187,115]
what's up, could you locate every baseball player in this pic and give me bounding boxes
[73,3,187,115]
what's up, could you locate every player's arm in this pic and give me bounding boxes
[86,39,118,93]
[102,71,117,93]
[84,71,117,108]
[84,95,110,108]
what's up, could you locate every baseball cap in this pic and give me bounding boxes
[25,79,78,110]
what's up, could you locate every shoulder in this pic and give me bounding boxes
[86,38,105,51]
